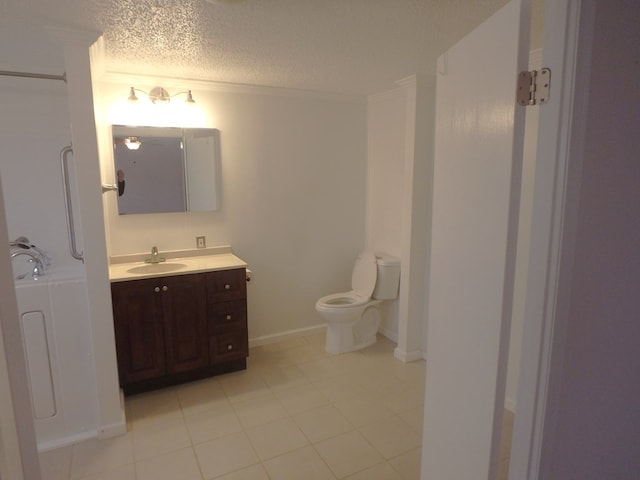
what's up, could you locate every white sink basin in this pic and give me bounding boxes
[126,263,187,275]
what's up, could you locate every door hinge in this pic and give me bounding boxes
[517,67,551,106]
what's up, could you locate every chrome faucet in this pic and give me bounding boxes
[145,246,166,264]
[11,250,45,278]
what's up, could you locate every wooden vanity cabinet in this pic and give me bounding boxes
[111,267,248,394]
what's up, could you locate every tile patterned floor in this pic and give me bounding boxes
[39,334,427,480]
[39,333,516,479]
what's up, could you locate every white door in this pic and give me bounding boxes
[421,1,530,479]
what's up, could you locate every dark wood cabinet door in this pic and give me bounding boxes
[161,274,209,374]
[111,279,166,385]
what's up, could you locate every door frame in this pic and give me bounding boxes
[509,1,596,478]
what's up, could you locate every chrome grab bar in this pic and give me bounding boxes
[60,145,84,263]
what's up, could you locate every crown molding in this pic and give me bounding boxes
[98,70,366,104]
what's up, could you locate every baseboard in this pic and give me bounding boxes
[37,418,127,452]
[249,324,326,348]
[394,346,425,363]
[97,389,127,439]
[37,430,97,453]
[378,326,398,343]
[97,420,127,440]
[248,325,403,351]
[37,390,128,452]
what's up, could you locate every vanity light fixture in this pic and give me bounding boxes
[124,136,141,150]
[127,86,196,105]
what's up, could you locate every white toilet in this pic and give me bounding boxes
[315,251,401,354]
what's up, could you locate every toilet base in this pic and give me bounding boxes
[324,306,380,354]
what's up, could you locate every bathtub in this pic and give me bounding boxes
[14,264,85,286]
[14,264,100,451]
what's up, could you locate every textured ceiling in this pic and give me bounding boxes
[0,0,544,95]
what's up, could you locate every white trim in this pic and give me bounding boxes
[36,431,97,453]
[249,324,404,352]
[509,1,595,479]
[249,324,326,348]
[528,48,543,68]
[378,326,398,343]
[35,387,125,452]
[393,347,424,363]
[394,74,433,365]
[97,389,127,440]
[97,421,127,440]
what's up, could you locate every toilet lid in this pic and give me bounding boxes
[351,251,377,298]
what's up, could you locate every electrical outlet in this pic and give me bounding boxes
[196,236,206,248]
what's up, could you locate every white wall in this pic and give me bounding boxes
[0,79,75,267]
[367,88,406,255]
[365,76,434,358]
[98,79,368,340]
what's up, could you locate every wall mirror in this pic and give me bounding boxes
[112,125,220,215]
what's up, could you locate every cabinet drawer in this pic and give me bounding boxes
[210,330,248,364]
[205,269,247,302]
[207,300,247,334]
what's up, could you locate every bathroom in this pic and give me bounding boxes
[0,1,544,478]
[4,1,640,478]
[1,28,429,440]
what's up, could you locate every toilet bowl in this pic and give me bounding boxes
[315,251,400,354]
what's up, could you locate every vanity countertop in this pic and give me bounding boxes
[109,247,247,283]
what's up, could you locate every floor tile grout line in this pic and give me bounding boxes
[43,335,423,480]
[190,341,405,477]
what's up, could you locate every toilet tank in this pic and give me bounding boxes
[372,254,401,300]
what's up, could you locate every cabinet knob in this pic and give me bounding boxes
[227,344,233,350]
[162,285,168,292]
[154,286,160,293]
[224,284,231,290]
[226,314,232,320]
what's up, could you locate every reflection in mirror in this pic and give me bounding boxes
[112,125,220,215]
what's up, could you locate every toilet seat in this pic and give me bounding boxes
[316,252,378,312]
[316,291,371,310]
